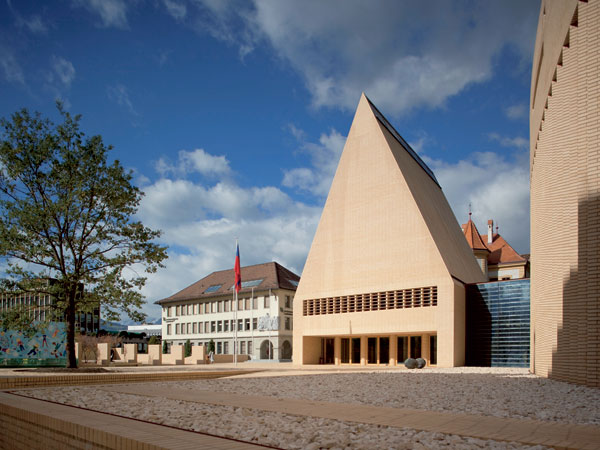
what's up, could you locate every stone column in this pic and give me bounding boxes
[390,335,397,366]
[422,334,430,365]
[360,336,367,366]
[334,337,341,365]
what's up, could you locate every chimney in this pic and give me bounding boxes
[487,220,493,244]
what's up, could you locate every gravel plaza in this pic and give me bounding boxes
[2,363,599,449]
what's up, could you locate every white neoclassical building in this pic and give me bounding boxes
[157,262,298,360]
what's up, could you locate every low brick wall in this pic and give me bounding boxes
[0,391,265,449]
[0,369,258,390]
[0,396,152,449]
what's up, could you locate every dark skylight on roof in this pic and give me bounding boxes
[204,284,222,293]
[242,279,263,288]
[366,97,440,188]
[229,279,264,290]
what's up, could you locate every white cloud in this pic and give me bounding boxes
[51,56,76,87]
[505,103,528,120]
[282,128,345,197]
[7,0,48,34]
[488,132,529,151]
[157,49,172,66]
[425,152,530,254]
[179,149,230,175]
[107,83,137,116]
[0,46,24,84]
[163,0,187,21]
[22,15,47,34]
[136,147,322,319]
[135,134,531,319]
[187,0,538,115]
[157,148,231,178]
[72,0,129,29]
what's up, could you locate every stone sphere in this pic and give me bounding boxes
[404,358,418,369]
[416,358,426,369]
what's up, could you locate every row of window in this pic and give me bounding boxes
[167,316,292,336]
[0,293,53,311]
[302,286,438,316]
[164,295,293,318]
[169,340,254,355]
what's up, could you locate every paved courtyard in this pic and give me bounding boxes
[2,365,600,449]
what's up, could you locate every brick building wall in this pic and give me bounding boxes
[530,0,599,386]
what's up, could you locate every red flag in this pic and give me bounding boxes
[234,243,241,293]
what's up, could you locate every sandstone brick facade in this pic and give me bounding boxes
[530,0,600,386]
[293,94,485,368]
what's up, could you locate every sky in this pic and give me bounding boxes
[0,0,539,322]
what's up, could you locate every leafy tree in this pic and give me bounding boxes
[208,339,215,354]
[0,105,167,368]
[148,335,159,346]
[0,304,38,338]
[162,340,168,354]
[184,339,192,357]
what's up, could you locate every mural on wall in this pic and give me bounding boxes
[0,321,67,366]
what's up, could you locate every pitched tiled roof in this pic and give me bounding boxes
[486,234,527,265]
[461,219,490,252]
[155,262,300,305]
[461,218,527,265]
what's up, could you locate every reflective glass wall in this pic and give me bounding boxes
[466,279,530,367]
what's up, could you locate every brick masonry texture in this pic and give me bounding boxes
[0,391,263,449]
[0,369,256,389]
[530,0,600,387]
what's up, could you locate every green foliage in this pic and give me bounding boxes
[0,305,38,338]
[208,339,215,354]
[148,335,159,346]
[0,105,168,367]
[162,340,168,354]
[184,339,192,357]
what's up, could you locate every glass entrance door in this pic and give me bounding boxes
[367,337,377,364]
[410,336,422,359]
[379,337,389,364]
[323,338,334,364]
[341,338,350,363]
[351,338,361,364]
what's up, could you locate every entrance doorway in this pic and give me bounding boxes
[320,338,334,364]
[351,338,361,364]
[341,338,350,363]
[281,340,292,359]
[367,337,377,364]
[410,336,422,359]
[398,336,408,363]
[260,340,273,359]
[379,337,389,364]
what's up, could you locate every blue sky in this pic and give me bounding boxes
[0,0,539,321]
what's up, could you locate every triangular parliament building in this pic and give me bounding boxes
[292,94,485,367]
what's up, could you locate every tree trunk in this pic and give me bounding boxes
[66,288,77,368]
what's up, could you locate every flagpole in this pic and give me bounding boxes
[234,287,237,366]
[234,238,239,366]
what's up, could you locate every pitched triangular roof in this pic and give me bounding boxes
[461,217,527,265]
[486,234,527,265]
[461,218,490,252]
[156,262,299,304]
[295,94,485,300]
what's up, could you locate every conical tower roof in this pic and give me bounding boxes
[295,94,484,300]
[462,217,490,252]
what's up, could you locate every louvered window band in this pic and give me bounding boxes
[302,286,438,316]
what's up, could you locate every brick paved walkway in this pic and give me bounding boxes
[101,384,600,449]
[0,391,270,450]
